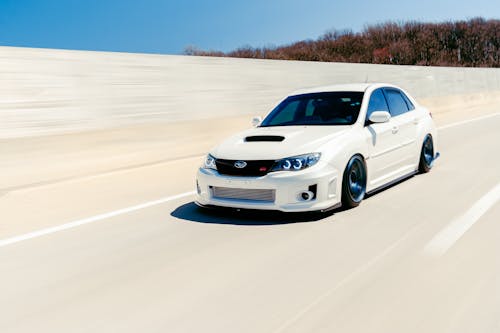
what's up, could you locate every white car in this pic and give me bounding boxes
[196,83,439,212]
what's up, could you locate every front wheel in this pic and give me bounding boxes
[418,135,434,173]
[342,155,367,208]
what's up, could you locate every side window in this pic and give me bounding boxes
[366,89,389,124]
[384,89,409,117]
[400,91,415,110]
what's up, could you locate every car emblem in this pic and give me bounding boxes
[234,161,247,169]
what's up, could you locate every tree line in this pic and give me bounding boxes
[185,18,499,67]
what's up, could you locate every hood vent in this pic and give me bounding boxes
[245,135,285,142]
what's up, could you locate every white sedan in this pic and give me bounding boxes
[196,83,439,212]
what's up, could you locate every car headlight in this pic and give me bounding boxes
[203,154,217,170]
[271,153,321,172]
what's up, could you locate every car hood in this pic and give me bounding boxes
[211,126,350,160]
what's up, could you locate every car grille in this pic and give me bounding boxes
[215,159,276,176]
[211,187,275,202]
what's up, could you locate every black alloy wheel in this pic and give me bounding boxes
[419,134,434,173]
[342,155,367,208]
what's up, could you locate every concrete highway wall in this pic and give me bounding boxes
[1,46,500,138]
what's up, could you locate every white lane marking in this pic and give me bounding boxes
[424,183,500,256]
[437,112,500,130]
[0,191,196,248]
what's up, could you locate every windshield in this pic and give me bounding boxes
[260,92,364,127]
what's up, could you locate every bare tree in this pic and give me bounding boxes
[186,18,500,67]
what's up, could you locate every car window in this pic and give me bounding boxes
[269,100,300,124]
[384,89,409,117]
[400,91,415,110]
[260,92,364,127]
[366,89,389,124]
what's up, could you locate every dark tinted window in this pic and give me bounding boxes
[366,89,389,124]
[260,92,364,127]
[385,89,409,117]
[400,91,415,110]
[268,100,300,124]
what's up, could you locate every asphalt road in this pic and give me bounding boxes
[1,114,499,333]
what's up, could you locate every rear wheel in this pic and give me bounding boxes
[418,135,434,173]
[342,155,367,208]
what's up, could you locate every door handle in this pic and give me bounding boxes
[391,126,399,134]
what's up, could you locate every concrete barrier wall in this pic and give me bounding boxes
[1,46,500,138]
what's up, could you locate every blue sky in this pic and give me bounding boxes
[0,0,498,54]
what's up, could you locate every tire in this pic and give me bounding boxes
[418,134,434,173]
[341,155,367,208]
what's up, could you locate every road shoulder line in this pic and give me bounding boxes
[0,191,195,247]
[437,112,500,130]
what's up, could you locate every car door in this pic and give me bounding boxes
[384,88,417,171]
[364,88,407,188]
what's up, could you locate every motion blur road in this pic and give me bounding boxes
[1,113,499,332]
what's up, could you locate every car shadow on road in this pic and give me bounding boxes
[170,202,339,225]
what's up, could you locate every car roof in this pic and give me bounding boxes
[289,83,398,96]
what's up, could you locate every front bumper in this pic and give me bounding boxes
[195,164,340,212]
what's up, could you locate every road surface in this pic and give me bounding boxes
[1,113,499,333]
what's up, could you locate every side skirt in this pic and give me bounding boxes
[366,170,418,197]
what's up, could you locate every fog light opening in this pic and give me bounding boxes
[300,190,314,201]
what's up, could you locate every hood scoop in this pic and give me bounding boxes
[245,135,285,142]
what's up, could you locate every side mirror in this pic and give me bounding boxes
[251,116,262,127]
[369,111,391,123]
